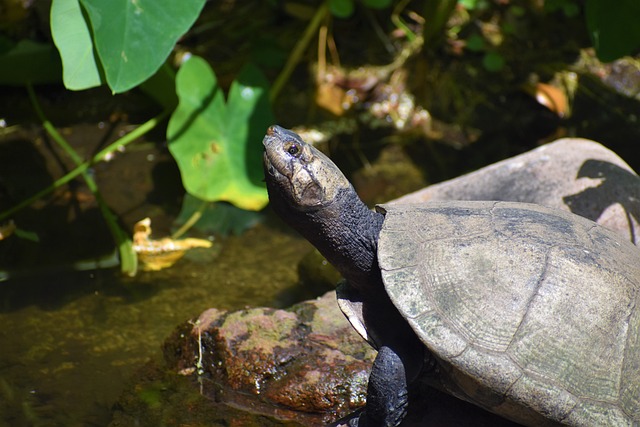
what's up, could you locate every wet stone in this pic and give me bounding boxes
[394,138,640,244]
[162,291,376,425]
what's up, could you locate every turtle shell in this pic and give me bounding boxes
[345,200,640,426]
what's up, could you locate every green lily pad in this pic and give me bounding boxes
[51,0,103,90]
[79,0,206,93]
[167,56,272,211]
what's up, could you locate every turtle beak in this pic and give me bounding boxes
[262,125,300,180]
[263,125,284,178]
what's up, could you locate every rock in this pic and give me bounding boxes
[352,144,427,205]
[161,290,520,426]
[394,138,640,244]
[162,291,376,426]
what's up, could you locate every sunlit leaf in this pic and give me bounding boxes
[51,0,103,90]
[167,56,272,211]
[132,217,212,271]
[79,0,206,93]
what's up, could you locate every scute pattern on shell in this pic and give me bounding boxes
[377,200,640,427]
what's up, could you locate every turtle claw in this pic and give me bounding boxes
[389,391,409,426]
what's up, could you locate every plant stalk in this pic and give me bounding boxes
[0,105,170,222]
[2,86,170,274]
[270,2,329,103]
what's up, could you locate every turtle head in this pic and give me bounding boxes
[263,125,384,292]
[263,125,350,211]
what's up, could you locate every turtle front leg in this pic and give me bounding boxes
[349,346,409,427]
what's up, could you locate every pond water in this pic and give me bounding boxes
[0,87,326,426]
[0,220,313,426]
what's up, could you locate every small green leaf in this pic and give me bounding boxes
[167,56,273,211]
[118,233,138,277]
[465,34,486,52]
[458,0,489,10]
[458,0,477,9]
[14,228,39,242]
[482,51,505,72]
[51,0,103,90]
[0,40,62,85]
[501,22,515,35]
[329,0,355,18]
[80,0,206,93]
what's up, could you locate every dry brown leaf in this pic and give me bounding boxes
[132,217,212,271]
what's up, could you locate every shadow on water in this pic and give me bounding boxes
[563,160,640,244]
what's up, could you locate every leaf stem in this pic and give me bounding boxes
[391,0,416,42]
[24,84,139,274]
[171,198,209,239]
[27,85,84,165]
[2,86,170,274]
[0,104,170,222]
[270,2,329,103]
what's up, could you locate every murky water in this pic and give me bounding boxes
[0,222,312,427]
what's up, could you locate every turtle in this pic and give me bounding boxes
[262,125,640,427]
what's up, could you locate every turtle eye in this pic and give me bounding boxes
[286,143,301,157]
